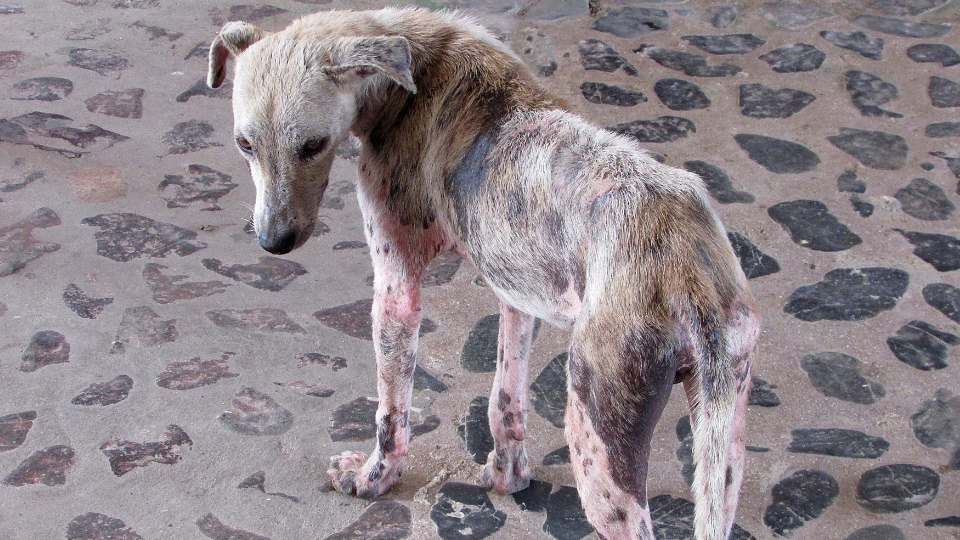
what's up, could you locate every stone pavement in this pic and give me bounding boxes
[1,0,959,538]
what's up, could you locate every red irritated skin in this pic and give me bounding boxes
[207,7,759,539]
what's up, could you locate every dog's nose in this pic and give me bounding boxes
[259,229,297,255]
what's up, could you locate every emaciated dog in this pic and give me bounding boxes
[207,8,759,539]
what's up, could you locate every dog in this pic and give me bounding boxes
[207,7,759,539]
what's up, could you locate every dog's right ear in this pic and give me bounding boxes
[207,21,265,89]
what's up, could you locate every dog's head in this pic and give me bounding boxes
[207,21,416,254]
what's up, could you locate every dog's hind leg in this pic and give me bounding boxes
[327,258,425,499]
[564,322,676,539]
[688,305,759,539]
[482,302,535,494]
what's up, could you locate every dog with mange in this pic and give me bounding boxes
[207,7,759,539]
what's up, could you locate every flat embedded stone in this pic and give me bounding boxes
[686,161,753,204]
[577,39,637,76]
[209,308,305,334]
[655,79,710,111]
[162,120,221,154]
[760,43,825,73]
[543,486,593,540]
[71,375,133,406]
[219,388,293,436]
[314,299,436,341]
[531,352,567,429]
[768,200,861,252]
[845,70,902,118]
[682,34,765,55]
[196,514,269,540]
[457,396,493,464]
[66,513,143,540]
[159,164,237,211]
[592,6,669,38]
[3,445,76,486]
[543,446,570,466]
[431,482,506,539]
[908,43,960,67]
[911,388,960,470]
[764,470,838,536]
[511,479,552,513]
[580,81,646,107]
[142,263,228,304]
[202,256,305,291]
[854,14,950,38]
[888,320,958,370]
[727,232,780,279]
[788,428,889,458]
[735,134,820,173]
[924,283,960,323]
[801,352,885,404]
[610,116,695,143]
[709,5,737,28]
[85,88,144,118]
[637,46,741,77]
[749,376,782,406]
[895,178,954,221]
[820,31,883,60]
[157,353,239,390]
[0,111,128,157]
[82,213,205,262]
[837,170,866,193]
[896,229,960,271]
[845,525,905,540]
[926,122,960,138]
[762,1,833,30]
[866,0,949,16]
[929,76,960,108]
[787,267,908,321]
[651,494,755,539]
[827,128,908,170]
[20,330,69,372]
[67,48,128,77]
[62,283,113,319]
[11,77,72,101]
[100,425,192,476]
[0,411,36,452]
[856,464,940,513]
[324,500,411,540]
[739,83,815,118]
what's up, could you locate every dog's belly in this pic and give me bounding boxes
[488,279,581,329]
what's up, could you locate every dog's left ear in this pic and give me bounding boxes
[208,21,265,89]
[325,36,417,94]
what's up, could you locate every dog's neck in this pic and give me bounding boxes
[348,14,561,152]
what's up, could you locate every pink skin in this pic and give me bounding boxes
[326,180,441,498]
[482,303,535,494]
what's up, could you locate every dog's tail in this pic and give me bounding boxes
[689,311,754,540]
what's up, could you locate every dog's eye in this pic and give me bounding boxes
[235,136,253,154]
[298,137,329,161]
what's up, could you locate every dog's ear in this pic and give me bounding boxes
[325,36,417,94]
[207,21,265,89]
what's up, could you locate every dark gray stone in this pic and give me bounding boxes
[543,446,570,465]
[837,170,866,193]
[3,445,76,486]
[580,81,646,106]
[762,1,833,30]
[431,482,506,539]
[85,88,144,118]
[82,213,206,262]
[592,6,669,38]
[160,164,237,211]
[865,0,949,16]
[855,14,950,38]
[655,79,710,110]
[895,178,954,221]
[637,46,741,77]
[11,77,73,101]
[461,314,499,373]
[414,365,448,393]
[856,464,940,513]
[66,513,143,540]
[100,425,192,476]
[801,352,885,404]
[709,5,737,28]
[925,516,960,528]
[924,283,960,323]
[845,70,902,118]
[686,161,753,204]
[926,122,960,138]
[911,388,960,470]
[20,330,69,372]
[768,200,861,252]
[787,268,908,322]
[196,514,268,540]
[827,128,908,170]
[728,232,780,280]
[820,31,884,60]
[739,83,815,118]
[531,353,567,429]
[930,76,960,108]
[907,43,960,67]
[676,415,695,486]
[511,479,552,513]
[202,256,305,291]
[851,195,875,217]
[735,134,820,173]
[788,428,889,458]
[577,39,637,76]
[682,34,765,55]
[62,283,112,319]
[219,387,293,436]
[610,116,695,143]
[162,120,221,154]
[543,486,594,540]
[67,48,129,77]
[763,470,838,536]
[0,111,128,157]
[0,411,36,453]
[749,377,782,406]
[71,375,133,406]
[457,396,493,464]
[896,229,960,271]
[157,353,239,390]
[651,494,756,539]
[845,524,905,540]
[760,43,825,73]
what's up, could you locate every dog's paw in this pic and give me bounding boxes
[482,446,531,495]
[326,450,401,499]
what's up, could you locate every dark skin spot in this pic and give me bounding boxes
[502,411,514,427]
[609,508,627,522]
[498,389,512,411]
[725,465,733,487]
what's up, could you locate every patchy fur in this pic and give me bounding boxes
[208,7,759,539]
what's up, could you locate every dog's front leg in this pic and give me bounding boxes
[482,302,535,494]
[327,263,423,498]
